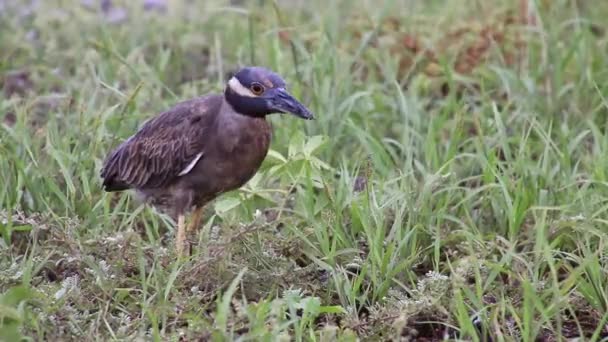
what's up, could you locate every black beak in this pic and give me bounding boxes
[270,88,314,120]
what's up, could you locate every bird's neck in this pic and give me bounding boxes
[224,87,268,118]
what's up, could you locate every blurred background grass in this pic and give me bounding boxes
[1,0,608,340]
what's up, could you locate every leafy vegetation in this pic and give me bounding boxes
[1,0,608,340]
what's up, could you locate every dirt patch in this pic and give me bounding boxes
[3,70,34,98]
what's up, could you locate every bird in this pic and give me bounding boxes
[100,66,314,256]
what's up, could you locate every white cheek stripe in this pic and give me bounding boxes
[228,77,256,97]
[178,152,204,176]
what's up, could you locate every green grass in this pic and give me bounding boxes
[1,0,608,340]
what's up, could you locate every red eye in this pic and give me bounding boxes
[250,83,264,95]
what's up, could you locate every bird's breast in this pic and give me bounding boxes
[192,117,271,197]
[231,118,272,169]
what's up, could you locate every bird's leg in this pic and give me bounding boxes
[187,205,205,233]
[175,214,187,257]
[184,205,205,255]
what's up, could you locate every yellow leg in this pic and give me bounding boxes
[187,205,205,233]
[184,206,205,255]
[175,214,187,257]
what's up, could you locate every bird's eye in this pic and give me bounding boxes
[250,83,265,95]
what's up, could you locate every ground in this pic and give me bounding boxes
[1,0,608,341]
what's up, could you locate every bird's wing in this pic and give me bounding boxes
[100,95,221,191]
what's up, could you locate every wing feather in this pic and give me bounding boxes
[100,95,221,191]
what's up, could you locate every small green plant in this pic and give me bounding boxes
[0,286,34,342]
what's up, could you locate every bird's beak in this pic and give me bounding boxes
[270,88,314,120]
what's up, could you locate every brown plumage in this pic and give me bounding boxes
[100,66,313,256]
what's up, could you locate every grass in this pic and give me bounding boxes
[1,0,608,340]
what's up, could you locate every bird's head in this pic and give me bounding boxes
[224,66,314,120]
